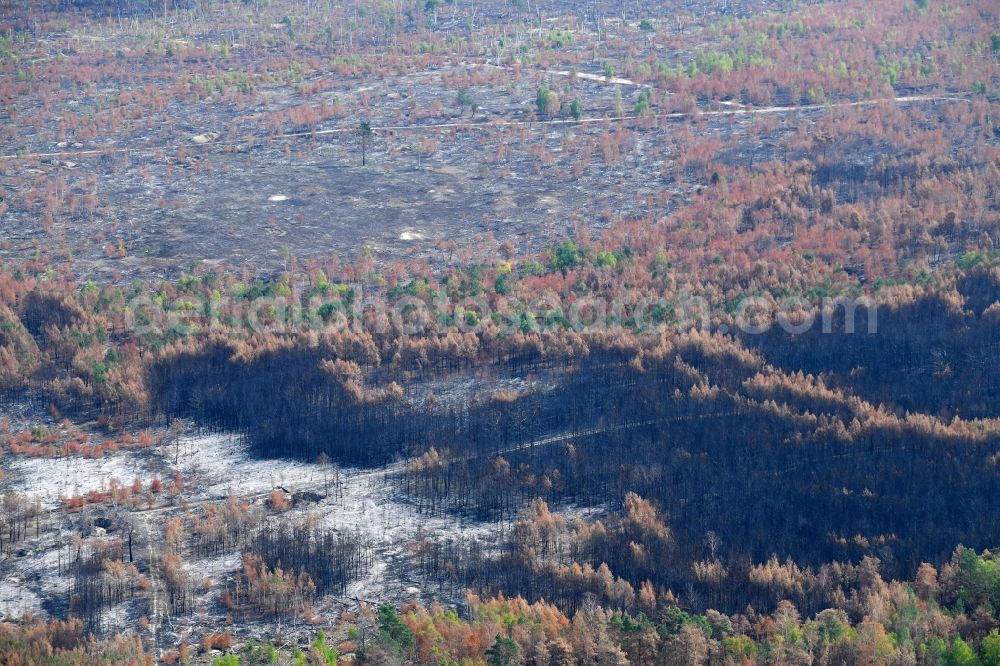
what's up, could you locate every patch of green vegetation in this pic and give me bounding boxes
[189,71,254,97]
[545,28,573,48]
[550,239,584,274]
[535,84,558,116]
[957,251,986,269]
[769,19,808,40]
[634,89,652,116]
[596,251,618,268]
[377,604,414,651]
[686,47,771,78]
[311,631,338,666]
[494,271,514,295]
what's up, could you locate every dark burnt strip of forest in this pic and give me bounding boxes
[125,271,1000,594]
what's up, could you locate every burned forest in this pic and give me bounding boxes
[0,0,999,664]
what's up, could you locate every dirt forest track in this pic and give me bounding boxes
[0,91,977,163]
